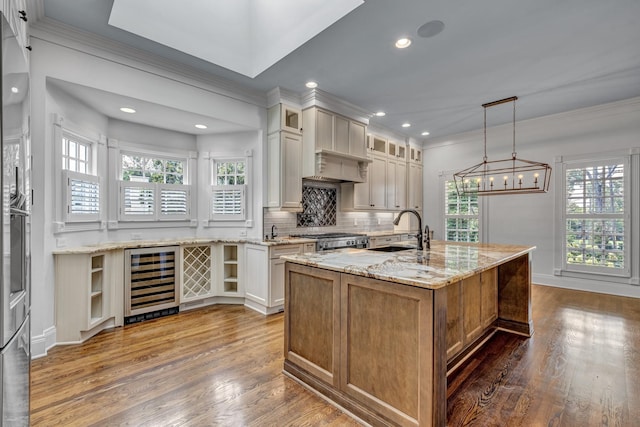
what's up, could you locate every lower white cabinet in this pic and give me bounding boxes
[54,250,124,343]
[244,243,313,314]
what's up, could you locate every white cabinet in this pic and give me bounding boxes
[244,243,314,315]
[218,244,244,297]
[55,250,124,343]
[408,163,423,211]
[268,103,302,135]
[267,131,302,211]
[387,157,407,210]
[342,153,387,210]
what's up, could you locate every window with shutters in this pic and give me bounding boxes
[61,132,101,222]
[560,156,630,276]
[211,158,246,220]
[120,153,190,221]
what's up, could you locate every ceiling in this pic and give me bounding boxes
[37,0,640,141]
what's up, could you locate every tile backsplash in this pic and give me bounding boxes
[264,181,396,236]
[296,185,337,227]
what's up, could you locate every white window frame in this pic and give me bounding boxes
[210,157,247,221]
[54,118,104,231]
[118,149,192,222]
[557,154,631,278]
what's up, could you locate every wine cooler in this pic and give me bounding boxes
[125,246,179,322]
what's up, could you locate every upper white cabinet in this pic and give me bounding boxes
[342,135,409,211]
[267,104,303,211]
[408,162,423,211]
[267,131,303,211]
[268,103,302,135]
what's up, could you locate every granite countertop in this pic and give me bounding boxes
[281,240,535,290]
[52,236,317,255]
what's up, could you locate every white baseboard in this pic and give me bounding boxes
[533,273,640,299]
[31,326,56,359]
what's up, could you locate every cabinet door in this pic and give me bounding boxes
[396,161,407,210]
[481,268,498,328]
[281,132,303,209]
[409,163,423,210]
[349,121,366,158]
[352,181,371,210]
[462,274,483,343]
[270,257,286,307]
[334,115,349,154]
[316,109,334,151]
[245,245,269,305]
[446,281,463,359]
[369,155,387,209]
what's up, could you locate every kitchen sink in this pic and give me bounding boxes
[367,245,415,252]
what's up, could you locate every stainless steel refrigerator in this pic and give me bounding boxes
[1,10,31,427]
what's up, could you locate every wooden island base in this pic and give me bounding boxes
[283,251,532,427]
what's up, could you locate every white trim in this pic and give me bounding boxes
[534,275,640,299]
[31,326,57,359]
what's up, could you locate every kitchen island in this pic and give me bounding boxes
[281,241,535,427]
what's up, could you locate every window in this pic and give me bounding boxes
[62,135,91,174]
[562,158,628,275]
[211,159,246,220]
[119,153,190,221]
[61,132,100,222]
[444,180,479,242]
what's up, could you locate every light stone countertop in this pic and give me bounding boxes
[281,240,535,290]
[52,236,317,255]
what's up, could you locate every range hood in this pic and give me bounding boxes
[303,149,370,183]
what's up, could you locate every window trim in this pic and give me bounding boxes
[558,155,630,278]
[209,156,249,222]
[443,178,480,243]
[113,143,195,225]
[554,149,640,284]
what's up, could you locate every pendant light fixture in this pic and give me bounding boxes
[453,96,551,196]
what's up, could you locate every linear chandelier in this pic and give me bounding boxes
[453,96,551,196]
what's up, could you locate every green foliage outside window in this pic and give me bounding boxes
[445,181,479,242]
[565,164,624,269]
[121,154,184,184]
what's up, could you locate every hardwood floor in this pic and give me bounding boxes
[31,285,640,426]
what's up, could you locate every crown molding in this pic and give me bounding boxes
[266,87,302,109]
[301,89,372,125]
[29,16,268,108]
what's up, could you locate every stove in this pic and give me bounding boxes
[291,232,369,251]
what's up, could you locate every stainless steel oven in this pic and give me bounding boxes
[291,233,369,251]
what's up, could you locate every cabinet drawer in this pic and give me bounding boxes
[271,244,303,259]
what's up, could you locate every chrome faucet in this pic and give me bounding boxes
[424,224,430,249]
[393,209,423,250]
[270,224,278,240]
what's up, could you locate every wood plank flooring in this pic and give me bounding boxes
[31,285,640,426]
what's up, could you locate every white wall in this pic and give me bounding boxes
[423,97,640,298]
[28,30,267,357]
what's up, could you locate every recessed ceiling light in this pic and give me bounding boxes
[375,111,386,117]
[195,124,208,129]
[305,81,318,88]
[11,87,19,93]
[402,123,411,128]
[417,20,445,38]
[421,131,430,136]
[395,38,412,49]
[120,107,136,114]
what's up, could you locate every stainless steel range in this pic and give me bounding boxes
[292,232,369,251]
